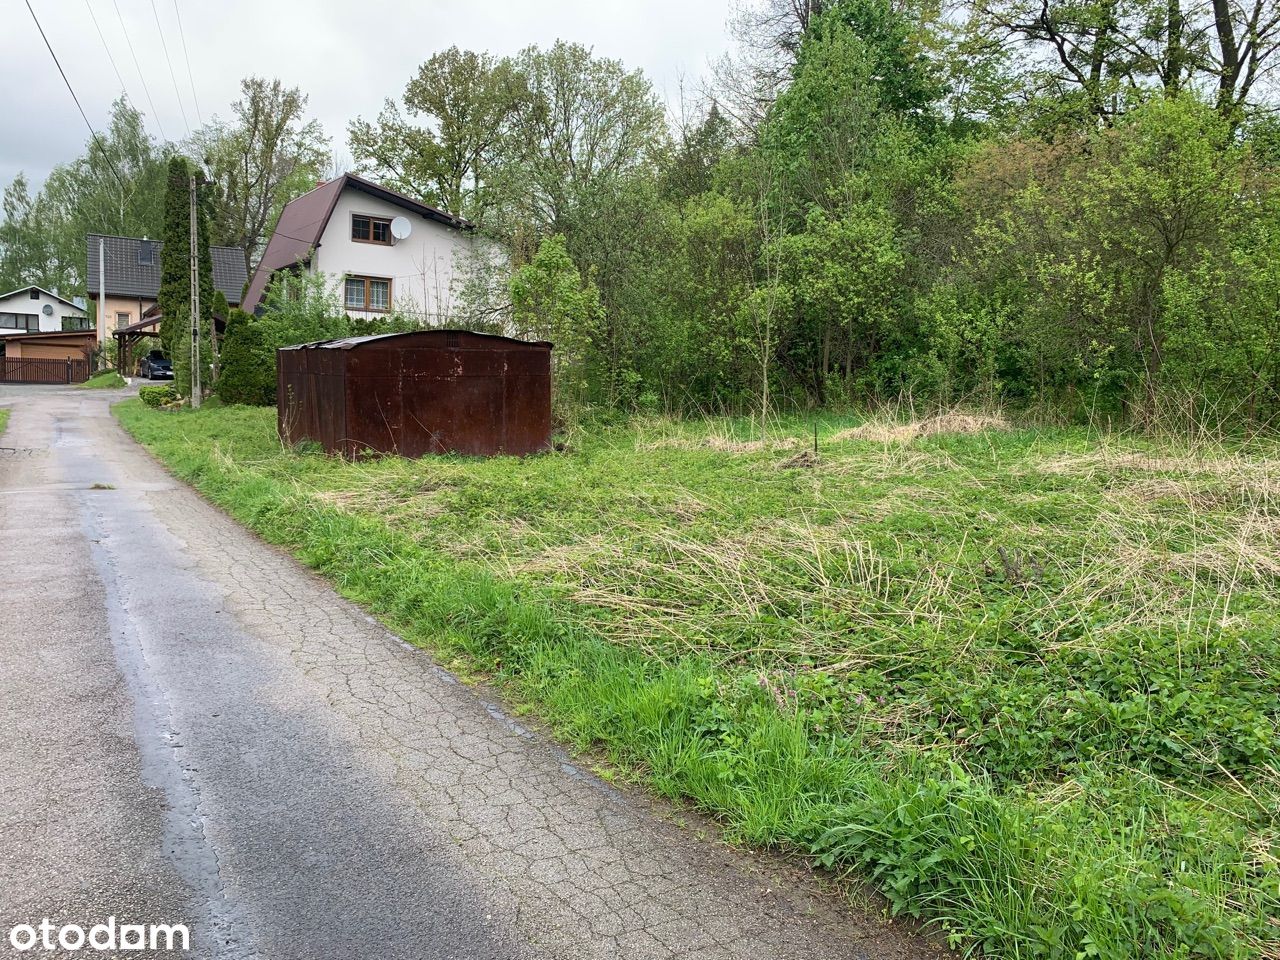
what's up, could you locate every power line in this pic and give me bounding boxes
[111,0,167,141]
[84,0,131,105]
[149,0,190,136]
[171,0,202,126]
[23,0,127,192]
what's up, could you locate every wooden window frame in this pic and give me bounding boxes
[351,213,393,246]
[343,275,393,313]
[0,312,38,331]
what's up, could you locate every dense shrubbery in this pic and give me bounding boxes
[215,272,432,405]
[138,384,177,407]
[367,2,1278,430]
[215,309,276,405]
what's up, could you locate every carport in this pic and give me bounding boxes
[113,310,226,377]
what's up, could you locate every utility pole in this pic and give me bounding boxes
[189,172,201,408]
[98,237,107,360]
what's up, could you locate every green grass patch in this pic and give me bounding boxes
[0,408,8,435]
[115,401,1280,959]
[78,370,127,389]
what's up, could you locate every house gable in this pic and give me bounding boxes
[313,188,476,322]
[0,286,89,337]
[241,174,473,310]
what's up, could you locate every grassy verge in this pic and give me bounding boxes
[116,401,1279,959]
[78,370,128,389]
[0,408,8,434]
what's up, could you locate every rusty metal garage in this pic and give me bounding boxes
[277,330,553,458]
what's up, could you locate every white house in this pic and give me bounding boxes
[242,174,478,323]
[0,285,89,338]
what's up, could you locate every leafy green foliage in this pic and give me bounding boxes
[258,271,352,347]
[157,157,215,399]
[215,309,276,405]
[196,77,330,273]
[510,235,603,410]
[138,384,178,407]
[0,100,166,296]
[349,48,520,222]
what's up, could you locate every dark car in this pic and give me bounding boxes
[139,350,174,380]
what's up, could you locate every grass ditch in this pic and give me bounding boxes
[115,401,1279,959]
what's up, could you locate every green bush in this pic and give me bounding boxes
[78,370,127,389]
[216,309,277,405]
[139,384,178,408]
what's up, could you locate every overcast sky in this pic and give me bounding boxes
[3,0,737,190]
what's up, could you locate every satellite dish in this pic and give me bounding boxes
[42,304,53,316]
[390,216,412,241]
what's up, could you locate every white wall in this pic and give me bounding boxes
[0,288,87,337]
[311,189,477,324]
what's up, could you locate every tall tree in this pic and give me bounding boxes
[14,99,168,294]
[195,77,330,274]
[348,48,522,221]
[973,0,1280,125]
[502,42,668,234]
[711,0,832,132]
[0,175,55,292]
[158,157,213,397]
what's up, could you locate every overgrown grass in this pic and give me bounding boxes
[78,370,127,389]
[116,401,1279,959]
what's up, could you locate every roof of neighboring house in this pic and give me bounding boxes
[241,173,473,308]
[0,285,86,312]
[0,330,96,341]
[86,234,248,305]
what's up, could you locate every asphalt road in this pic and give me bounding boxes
[0,385,940,960]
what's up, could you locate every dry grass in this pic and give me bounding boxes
[832,411,1010,444]
[642,434,804,453]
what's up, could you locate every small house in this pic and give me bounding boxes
[242,174,478,322]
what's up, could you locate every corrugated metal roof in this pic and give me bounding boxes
[242,174,474,309]
[86,234,248,305]
[279,329,553,351]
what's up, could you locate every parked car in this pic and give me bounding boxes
[139,350,173,380]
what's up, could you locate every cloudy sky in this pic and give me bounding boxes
[3,0,737,189]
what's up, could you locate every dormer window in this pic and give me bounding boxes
[138,240,155,265]
[352,214,392,245]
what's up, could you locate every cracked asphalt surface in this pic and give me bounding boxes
[0,385,942,960]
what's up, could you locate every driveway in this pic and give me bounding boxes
[0,385,939,960]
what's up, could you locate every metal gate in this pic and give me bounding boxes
[0,358,91,384]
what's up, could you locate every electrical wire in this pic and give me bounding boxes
[171,0,202,126]
[84,0,132,105]
[111,0,167,141]
[23,0,127,192]
[148,0,190,136]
